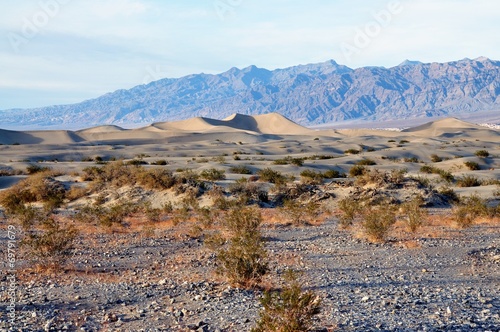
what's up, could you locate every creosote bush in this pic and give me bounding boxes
[464,161,480,171]
[452,195,489,228]
[475,150,490,158]
[252,270,321,332]
[349,165,366,177]
[456,175,481,188]
[401,197,427,232]
[200,168,226,181]
[258,168,288,185]
[214,207,268,288]
[279,199,320,226]
[337,197,362,228]
[361,204,396,242]
[22,217,78,268]
[355,158,376,166]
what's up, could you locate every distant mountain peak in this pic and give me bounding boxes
[2,57,500,130]
[398,59,423,67]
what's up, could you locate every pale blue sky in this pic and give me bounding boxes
[1,0,499,109]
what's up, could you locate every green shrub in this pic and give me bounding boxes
[151,159,168,165]
[401,197,427,232]
[323,169,343,179]
[280,200,320,226]
[475,150,490,158]
[137,168,176,189]
[215,207,268,287]
[344,149,360,155]
[349,165,366,177]
[21,217,78,268]
[200,168,226,181]
[26,164,50,174]
[456,175,481,187]
[430,154,443,162]
[273,156,304,167]
[258,168,287,185]
[252,270,321,332]
[464,161,480,170]
[356,158,376,166]
[361,205,396,242]
[229,165,252,175]
[399,140,410,144]
[337,197,362,228]
[438,186,460,203]
[419,165,434,174]
[452,195,488,228]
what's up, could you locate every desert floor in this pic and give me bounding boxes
[0,114,499,331]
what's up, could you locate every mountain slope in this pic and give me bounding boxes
[2,57,500,129]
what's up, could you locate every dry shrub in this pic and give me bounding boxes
[215,207,268,288]
[21,216,78,268]
[280,199,320,226]
[252,270,321,332]
[337,197,362,228]
[361,204,397,242]
[137,168,176,190]
[452,195,489,228]
[401,197,428,232]
[456,175,481,187]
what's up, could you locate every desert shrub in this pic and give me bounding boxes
[349,165,366,177]
[137,168,176,190]
[258,168,287,185]
[361,205,396,242]
[126,159,148,166]
[273,156,304,167]
[26,164,50,174]
[200,168,226,181]
[215,207,268,287]
[337,197,362,228]
[176,169,201,186]
[252,270,321,332]
[21,217,78,268]
[66,186,88,201]
[475,150,490,158]
[228,181,268,205]
[399,140,410,144]
[438,186,460,203]
[279,200,320,226]
[419,166,454,182]
[344,148,360,155]
[229,165,252,174]
[403,157,420,163]
[401,197,427,232]
[356,159,376,166]
[419,165,434,174]
[212,155,226,164]
[388,169,407,184]
[99,203,135,227]
[464,161,480,171]
[151,159,168,165]
[323,169,343,179]
[452,195,488,228]
[142,202,162,223]
[456,175,481,187]
[430,154,443,162]
[299,170,323,184]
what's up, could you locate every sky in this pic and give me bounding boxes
[1,0,499,110]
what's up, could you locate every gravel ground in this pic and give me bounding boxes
[1,212,499,332]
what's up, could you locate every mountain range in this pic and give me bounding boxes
[2,57,500,129]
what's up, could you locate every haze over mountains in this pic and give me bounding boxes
[2,57,500,129]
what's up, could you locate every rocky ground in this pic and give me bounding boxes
[1,209,499,332]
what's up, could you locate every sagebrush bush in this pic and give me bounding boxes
[252,270,321,332]
[215,207,268,287]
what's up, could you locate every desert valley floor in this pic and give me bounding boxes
[0,113,499,331]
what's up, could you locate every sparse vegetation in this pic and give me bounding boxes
[475,150,490,158]
[279,199,320,226]
[200,168,226,181]
[252,270,321,332]
[401,197,427,232]
[258,168,288,185]
[356,158,376,166]
[273,156,304,166]
[361,204,396,242]
[214,207,268,287]
[229,165,253,174]
[349,165,366,177]
[430,154,443,162]
[456,175,481,187]
[464,161,480,170]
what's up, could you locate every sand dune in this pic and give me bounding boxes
[1,114,498,147]
[0,129,84,145]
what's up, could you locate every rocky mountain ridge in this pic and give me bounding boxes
[2,57,500,129]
